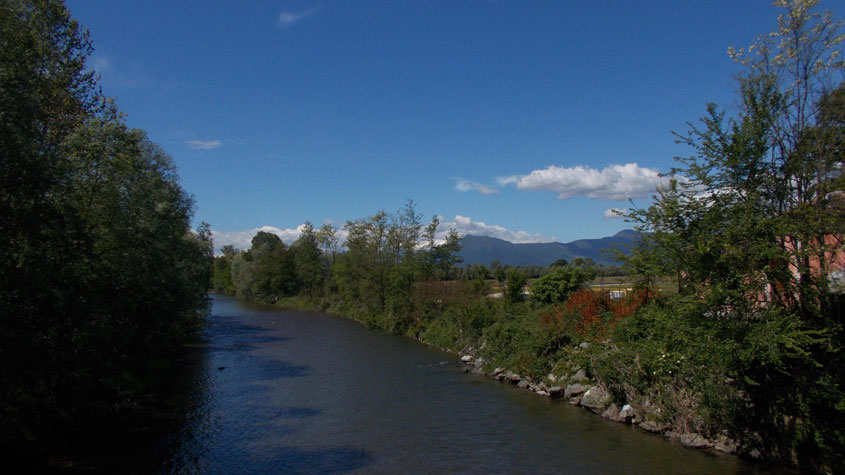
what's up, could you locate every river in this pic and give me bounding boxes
[135,294,761,473]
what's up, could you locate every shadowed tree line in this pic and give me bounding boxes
[1,0,212,454]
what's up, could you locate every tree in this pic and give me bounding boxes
[504,268,528,304]
[429,228,464,280]
[624,1,844,468]
[530,265,596,305]
[293,221,323,298]
[1,2,212,452]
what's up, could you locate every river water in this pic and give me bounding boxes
[145,294,758,474]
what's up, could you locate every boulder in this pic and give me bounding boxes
[507,372,522,384]
[564,383,588,399]
[618,404,635,423]
[460,355,473,363]
[516,379,529,389]
[535,390,549,397]
[473,357,485,369]
[714,437,739,454]
[570,369,587,382]
[491,367,504,376]
[548,386,564,398]
[639,421,669,434]
[580,386,611,414]
[680,433,713,449]
[601,403,621,422]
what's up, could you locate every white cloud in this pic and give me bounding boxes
[603,208,628,219]
[212,215,550,254]
[278,8,319,27]
[212,225,304,252]
[499,163,668,200]
[187,139,222,150]
[438,215,551,244]
[454,179,499,195]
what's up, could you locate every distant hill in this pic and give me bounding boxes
[458,229,640,267]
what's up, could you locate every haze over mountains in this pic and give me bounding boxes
[458,230,640,267]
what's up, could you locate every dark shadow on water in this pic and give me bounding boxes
[271,406,323,418]
[205,314,291,352]
[158,307,374,474]
[247,446,372,474]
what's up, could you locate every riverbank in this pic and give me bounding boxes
[455,348,743,454]
[265,293,795,472]
[199,295,762,473]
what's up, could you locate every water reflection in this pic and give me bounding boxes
[145,294,764,474]
[159,300,370,473]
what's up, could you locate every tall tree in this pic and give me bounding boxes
[625,1,843,468]
[1,0,211,451]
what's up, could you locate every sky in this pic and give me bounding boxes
[66,0,797,251]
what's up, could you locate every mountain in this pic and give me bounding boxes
[458,230,640,267]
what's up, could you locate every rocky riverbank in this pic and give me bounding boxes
[457,347,743,456]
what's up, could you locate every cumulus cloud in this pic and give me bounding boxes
[603,208,628,219]
[187,139,222,150]
[499,163,668,200]
[278,7,319,27]
[212,225,304,253]
[212,215,550,254]
[438,215,550,244]
[454,179,499,195]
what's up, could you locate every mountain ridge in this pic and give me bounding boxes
[458,229,639,267]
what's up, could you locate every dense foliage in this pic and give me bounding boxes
[605,1,844,470]
[0,0,212,453]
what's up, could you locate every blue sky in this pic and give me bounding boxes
[67,0,790,250]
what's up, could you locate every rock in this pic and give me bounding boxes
[460,355,473,363]
[664,430,676,440]
[547,373,558,383]
[568,397,582,405]
[570,369,587,382]
[564,383,588,399]
[548,386,564,398]
[714,437,739,454]
[536,390,549,397]
[492,367,504,376]
[618,404,635,423]
[494,373,506,381]
[473,357,485,369]
[507,372,522,384]
[639,421,669,434]
[580,386,611,414]
[680,433,713,449]
[516,379,529,389]
[601,403,621,422]
[578,342,591,349]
